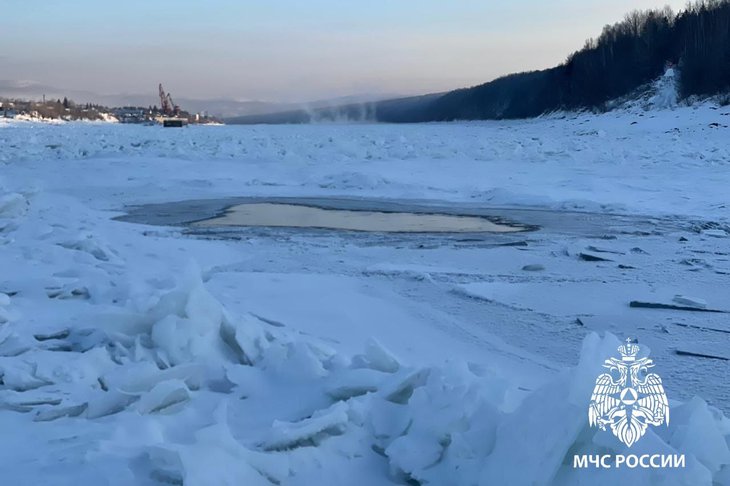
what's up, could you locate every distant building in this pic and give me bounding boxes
[112,107,149,124]
[0,100,17,118]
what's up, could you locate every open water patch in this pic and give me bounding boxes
[192,202,525,233]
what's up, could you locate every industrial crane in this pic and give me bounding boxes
[158,83,180,116]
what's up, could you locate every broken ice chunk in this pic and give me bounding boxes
[379,368,430,404]
[46,285,90,300]
[579,252,613,262]
[701,229,728,238]
[586,245,624,255]
[351,338,401,373]
[262,401,349,450]
[521,264,545,271]
[57,233,121,262]
[34,402,88,422]
[385,432,444,478]
[0,361,52,391]
[325,368,385,400]
[136,379,190,414]
[114,361,205,393]
[86,390,139,419]
[672,295,708,309]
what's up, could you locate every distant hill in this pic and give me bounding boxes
[180,93,403,118]
[228,0,730,124]
[225,93,444,124]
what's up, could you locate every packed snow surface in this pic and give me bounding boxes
[1,103,729,484]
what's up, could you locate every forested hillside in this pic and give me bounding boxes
[422,0,730,121]
[228,0,730,124]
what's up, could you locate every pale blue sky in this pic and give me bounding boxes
[1,1,686,102]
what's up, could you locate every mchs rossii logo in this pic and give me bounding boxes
[574,338,683,470]
[589,338,670,447]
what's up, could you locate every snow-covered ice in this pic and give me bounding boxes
[0,103,729,484]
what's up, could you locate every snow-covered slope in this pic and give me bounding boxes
[1,105,729,484]
[606,67,680,113]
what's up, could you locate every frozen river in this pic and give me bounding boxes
[119,195,729,410]
[1,107,729,484]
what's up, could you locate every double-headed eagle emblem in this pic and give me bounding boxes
[588,338,670,447]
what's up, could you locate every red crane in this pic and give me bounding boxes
[158,83,180,116]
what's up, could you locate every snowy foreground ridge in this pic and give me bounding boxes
[1,105,730,485]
